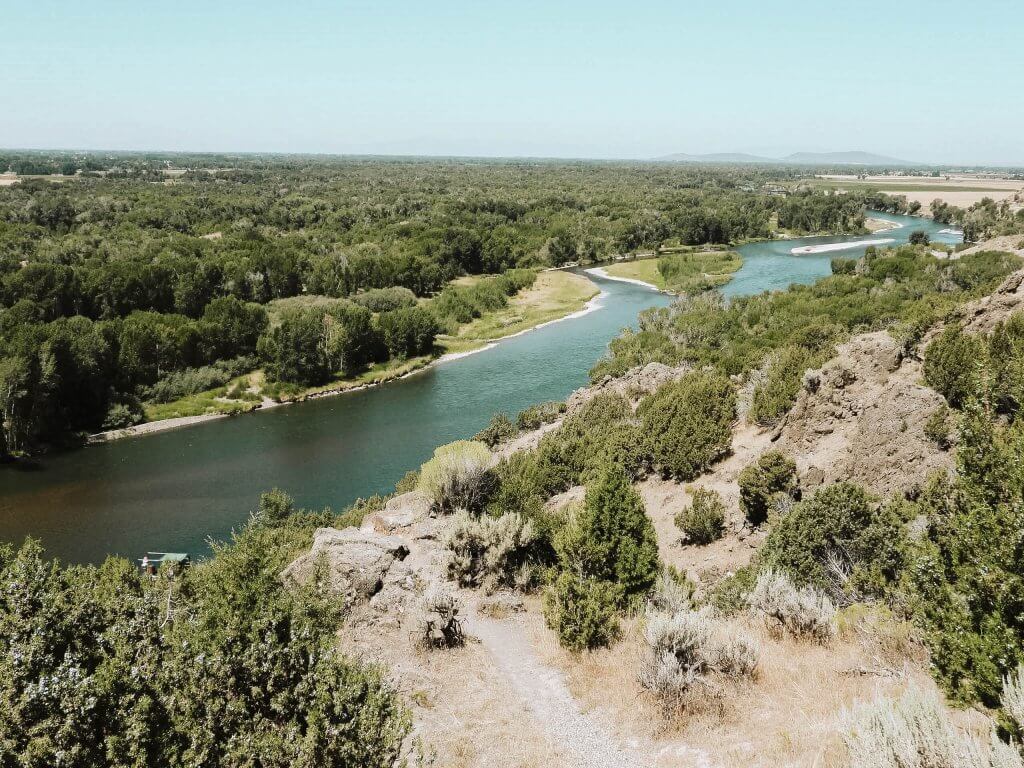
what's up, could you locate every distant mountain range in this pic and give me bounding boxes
[655,150,915,166]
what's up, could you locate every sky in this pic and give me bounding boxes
[2,0,1022,165]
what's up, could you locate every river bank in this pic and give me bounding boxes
[584,266,663,292]
[88,271,602,445]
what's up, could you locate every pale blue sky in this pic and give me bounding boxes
[2,0,1022,165]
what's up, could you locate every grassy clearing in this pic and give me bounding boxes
[265,295,346,327]
[605,251,743,293]
[141,270,598,421]
[438,270,599,353]
[143,372,261,421]
[603,259,666,289]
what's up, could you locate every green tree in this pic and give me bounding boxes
[759,482,904,594]
[258,308,329,385]
[638,371,736,480]
[554,464,660,602]
[737,451,798,526]
[544,571,622,652]
[0,520,411,767]
[548,228,578,265]
[906,402,1024,706]
[923,325,986,408]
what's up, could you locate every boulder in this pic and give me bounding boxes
[361,490,433,533]
[281,527,409,604]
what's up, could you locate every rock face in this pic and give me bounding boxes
[775,331,953,499]
[281,527,410,604]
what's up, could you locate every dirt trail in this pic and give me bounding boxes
[469,614,649,768]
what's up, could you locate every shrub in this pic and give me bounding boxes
[0,524,411,767]
[444,511,537,592]
[475,411,518,447]
[906,413,1024,706]
[831,258,856,275]
[417,440,493,514]
[394,469,419,494]
[486,452,562,560]
[758,482,904,596]
[638,370,736,481]
[749,346,819,426]
[986,314,1024,416]
[675,487,726,544]
[648,567,695,615]
[639,607,757,708]
[101,399,144,429]
[516,400,565,431]
[533,392,645,492]
[747,570,836,642]
[708,566,757,616]
[544,572,622,652]
[257,488,295,523]
[924,325,986,408]
[843,686,1021,768]
[144,356,257,403]
[737,451,798,527]
[924,404,953,449]
[417,588,464,650]
[349,286,418,313]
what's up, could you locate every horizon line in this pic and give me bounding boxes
[2,146,1023,170]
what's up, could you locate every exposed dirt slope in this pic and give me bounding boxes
[956,268,1024,335]
[774,331,952,499]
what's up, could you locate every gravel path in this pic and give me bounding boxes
[470,615,648,768]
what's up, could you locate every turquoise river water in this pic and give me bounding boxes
[0,212,960,563]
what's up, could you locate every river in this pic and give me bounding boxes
[0,212,960,563]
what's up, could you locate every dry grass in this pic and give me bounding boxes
[807,175,1024,209]
[532,595,941,768]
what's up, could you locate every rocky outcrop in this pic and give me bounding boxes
[774,331,953,499]
[494,362,692,458]
[958,269,1024,336]
[361,490,433,533]
[565,361,690,416]
[281,527,410,604]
